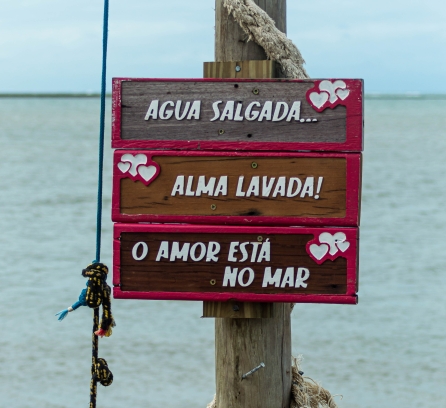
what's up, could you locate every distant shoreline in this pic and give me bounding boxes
[0,93,445,100]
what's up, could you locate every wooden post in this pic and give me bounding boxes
[215,0,286,61]
[204,1,292,407]
[214,303,292,408]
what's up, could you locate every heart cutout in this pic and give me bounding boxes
[138,165,157,182]
[337,241,350,253]
[336,88,350,101]
[118,161,131,173]
[309,243,329,260]
[309,91,329,109]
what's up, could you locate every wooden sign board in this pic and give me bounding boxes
[113,224,358,304]
[112,78,363,151]
[112,150,361,226]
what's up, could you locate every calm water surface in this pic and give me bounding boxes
[0,97,445,407]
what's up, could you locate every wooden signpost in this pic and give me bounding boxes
[111,1,363,407]
[112,150,361,226]
[112,78,363,151]
[114,224,358,304]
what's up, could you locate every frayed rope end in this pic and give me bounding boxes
[55,309,69,321]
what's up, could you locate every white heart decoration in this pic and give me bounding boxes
[319,80,347,103]
[121,153,148,176]
[118,161,131,173]
[336,88,350,101]
[309,91,329,109]
[337,240,350,253]
[309,243,329,260]
[332,80,347,90]
[138,165,157,182]
[319,80,336,103]
[319,232,338,255]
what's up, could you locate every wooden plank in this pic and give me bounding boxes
[113,224,358,304]
[111,78,363,152]
[112,150,362,226]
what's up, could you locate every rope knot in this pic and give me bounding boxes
[82,262,116,337]
[93,358,113,387]
[82,262,109,281]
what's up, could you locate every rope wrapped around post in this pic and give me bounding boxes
[223,0,309,79]
[207,357,339,408]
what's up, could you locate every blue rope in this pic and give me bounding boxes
[95,0,109,263]
[91,4,110,407]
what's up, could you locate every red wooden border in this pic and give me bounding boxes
[113,224,359,304]
[112,150,361,226]
[111,78,363,152]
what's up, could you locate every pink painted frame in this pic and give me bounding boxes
[112,150,362,227]
[113,224,359,305]
[111,78,363,152]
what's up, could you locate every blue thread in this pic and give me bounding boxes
[55,309,69,321]
[95,0,109,263]
[72,288,88,310]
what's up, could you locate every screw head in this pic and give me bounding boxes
[251,162,258,169]
[211,204,217,211]
[257,236,263,242]
[235,65,241,72]
[218,129,225,135]
[210,279,217,285]
[252,88,259,95]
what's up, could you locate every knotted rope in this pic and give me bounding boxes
[56,263,115,407]
[82,263,115,338]
[290,357,339,408]
[93,358,114,387]
[223,0,309,79]
[83,262,115,408]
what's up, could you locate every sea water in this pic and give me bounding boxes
[0,96,445,408]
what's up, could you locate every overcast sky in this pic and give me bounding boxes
[1,0,444,93]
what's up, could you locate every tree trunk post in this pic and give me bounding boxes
[203,1,292,407]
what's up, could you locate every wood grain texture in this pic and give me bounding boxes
[113,224,358,303]
[113,150,362,226]
[203,301,274,318]
[119,232,347,294]
[118,79,347,143]
[204,61,278,79]
[215,303,292,408]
